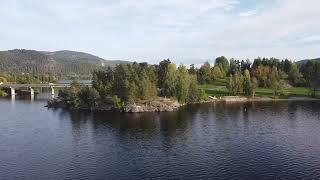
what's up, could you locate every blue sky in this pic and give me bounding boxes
[0,0,319,64]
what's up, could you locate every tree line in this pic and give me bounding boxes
[194,56,320,97]
[0,73,58,84]
[2,55,319,101]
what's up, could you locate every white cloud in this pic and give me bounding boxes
[238,10,256,17]
[0,0,319,63]
[298,35,320,43]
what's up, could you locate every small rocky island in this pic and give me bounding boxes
[47,60,206,112]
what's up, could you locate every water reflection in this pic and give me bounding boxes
[55,101,320,134]
[1,98,320,179]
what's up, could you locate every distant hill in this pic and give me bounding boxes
[0,49,130,78]
[296,58,320,66]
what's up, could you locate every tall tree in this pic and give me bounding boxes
[242,69,252,96]
[229,58,240,75]
[197,62,211,84]
[251,77,258,97]
[268,66,283,96]
[188,64,197,75]
[176,65,190,103]
[164,63,178,97]
[211,66,223,80]
[228,71,243,95]
[158,59,171,94]
[241,59,251,73]
[309,61,320,96]
[288,63,302,85]
[215,56,229,73]
[252,65,270,87]
[139,70,157,100]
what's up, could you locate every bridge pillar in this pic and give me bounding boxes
[10,87,15,96]
[51,87,55,96]
[30,87,35,100]
[30,87,34,96]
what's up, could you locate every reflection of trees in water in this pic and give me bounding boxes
[55,101,302,131]
[287,101,320,121]
[53,100,313,137]
[310,101,320,113]
[160,112,178,136]
[287,101,299,122]
[159,106,199,137]
[48,101,320,153]
[58,110,159,131]
[117,113,157,130]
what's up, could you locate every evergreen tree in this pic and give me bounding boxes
[188,64,197,75]
[158,59,171,95]
[78,87,100,107]
[229,58,240,75]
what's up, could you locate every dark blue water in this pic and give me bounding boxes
[0,97,320,179]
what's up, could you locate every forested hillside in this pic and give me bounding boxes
[0,49,129,79]
[296,58,320,66]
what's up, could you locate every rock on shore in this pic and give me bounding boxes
[222,96,248,102]
[123,98,181,113]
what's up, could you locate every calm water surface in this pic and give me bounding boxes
[0,96,320,179]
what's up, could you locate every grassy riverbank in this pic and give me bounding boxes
[199,84,319,98]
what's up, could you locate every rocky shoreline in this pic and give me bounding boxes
[47,96,320,113]
[47,97,182,113]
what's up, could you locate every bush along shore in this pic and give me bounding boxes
[47,60,207,112]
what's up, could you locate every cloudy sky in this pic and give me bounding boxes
[0,0,319,63]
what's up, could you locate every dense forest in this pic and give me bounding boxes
[0,49,130,80]
[54,60,207,109]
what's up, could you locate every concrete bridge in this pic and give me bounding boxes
[0,82,92,97]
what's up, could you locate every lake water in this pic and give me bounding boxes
[0,95,320,179]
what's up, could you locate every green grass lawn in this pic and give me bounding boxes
[255,87,311,97]
[199,84,230,96]
[199,83,316,98]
